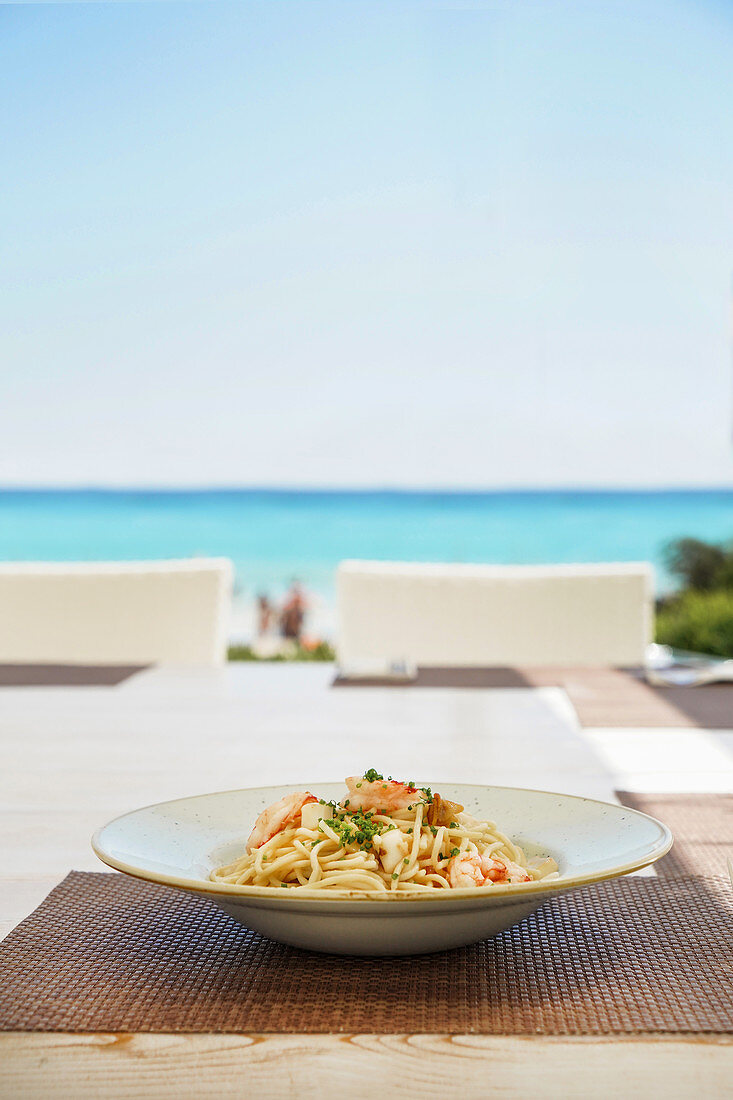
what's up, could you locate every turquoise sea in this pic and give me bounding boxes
[1,489,732,604]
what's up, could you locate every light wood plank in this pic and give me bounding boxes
[1,1033,732,1100]
[0,877,62,937]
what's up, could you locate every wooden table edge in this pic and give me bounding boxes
[2,1032,733,1099]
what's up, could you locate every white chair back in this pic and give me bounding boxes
[337,560,653,668]
[0,559,232,666]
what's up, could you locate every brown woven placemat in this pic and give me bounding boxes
[334,665,733,728]
[617,792,733,878]
[1,871,731,1034]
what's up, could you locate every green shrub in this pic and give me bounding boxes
[228,641,336,662]
[663,537,733,591]
[298,640,337,661]
[655,589,733,658]
[227,644,281,662]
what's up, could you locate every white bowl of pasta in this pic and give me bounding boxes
[92,775,672,956]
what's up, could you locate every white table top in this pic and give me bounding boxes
[2,663,732,1098]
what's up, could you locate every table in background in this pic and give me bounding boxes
[2,663,732,1098]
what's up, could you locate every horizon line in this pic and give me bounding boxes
[1,483,733,495]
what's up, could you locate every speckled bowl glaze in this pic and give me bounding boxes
[92,784,672,956]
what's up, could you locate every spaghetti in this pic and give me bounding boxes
[211,770,559,893]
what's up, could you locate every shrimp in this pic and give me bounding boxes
[246,791,318,851]
[446,852,531,888]
[342,775,423,813]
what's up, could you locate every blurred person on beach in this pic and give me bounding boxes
[256,593,274,638]
[280,582,307,642]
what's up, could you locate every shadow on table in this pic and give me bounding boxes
[0,663,148,687]
[334,665,733,729]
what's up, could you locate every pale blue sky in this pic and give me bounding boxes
[2,0,733,487]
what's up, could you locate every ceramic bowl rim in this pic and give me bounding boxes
[91,782,674,905]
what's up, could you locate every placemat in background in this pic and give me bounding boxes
[0,663,146,687]
[616,791,733,878]
[333,666,733,729]
[0,870,731,1035]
